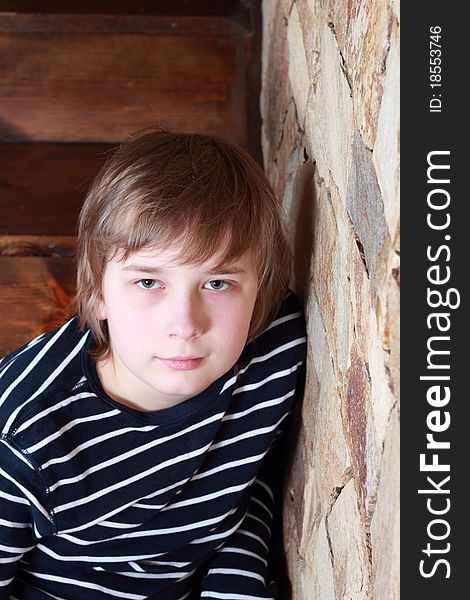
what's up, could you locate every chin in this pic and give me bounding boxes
[159,378,210,398]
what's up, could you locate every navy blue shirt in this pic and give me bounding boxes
[0,291,306,599]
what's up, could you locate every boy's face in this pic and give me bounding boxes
[95,241,259,412]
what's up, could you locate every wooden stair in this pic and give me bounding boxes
[0,1,261,355]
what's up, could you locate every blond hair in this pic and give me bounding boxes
[75,129,291,357]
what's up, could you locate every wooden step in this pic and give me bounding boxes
[0,1,253,19]
[0,12,252,148]
[0,142,111,236]
[0,1,261,355]
[0,244,76,356]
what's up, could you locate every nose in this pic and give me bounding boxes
[166,291,205,340]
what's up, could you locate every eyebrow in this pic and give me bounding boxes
[121,263,247,276]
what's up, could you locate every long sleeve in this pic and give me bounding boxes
[0,438,53,598]
[199,381,305,600]
[199,454,280,599]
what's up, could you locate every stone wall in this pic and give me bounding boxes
[260,1,399,598]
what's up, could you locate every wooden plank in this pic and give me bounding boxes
[0,256,76,356]
[0,235,76,257]
[0,1,251,20]
[0,13,248,35]
[0,143,110,235]
[242,0,262,162]
[0,29,243,144]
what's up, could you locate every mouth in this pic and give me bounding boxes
[157,356,204,371]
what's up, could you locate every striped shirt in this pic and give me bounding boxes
[0,291,306,600]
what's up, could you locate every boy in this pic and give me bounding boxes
[0,130,306,599]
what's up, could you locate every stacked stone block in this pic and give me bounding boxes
[261,1,399,598]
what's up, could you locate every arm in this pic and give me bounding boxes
[0,439,52,598]
[199,448,282,599]
[199,393,304,600]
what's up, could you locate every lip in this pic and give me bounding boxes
[158,356,204,371]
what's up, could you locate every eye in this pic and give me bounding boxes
[204,279,231,291]
[137,279,160,290]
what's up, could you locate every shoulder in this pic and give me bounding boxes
[223,289,306,425]
[237,289,307,380]
[0,318,90,434]
[264,289,306,335]
[250,289,306,360]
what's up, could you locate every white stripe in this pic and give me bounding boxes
[191,515,245,545]
[201,593,271,600]
[21,571,146,599]
[237,529,269,552]
[0,554,24,564]
[98,520,140,529]
[246,512,270,534]
[23,333,88,406]
[254,479,274,502]
[0,517,31,528]
[15,391,97,434]
[140,559,190,568]
[61,476,191,534]
[42,424,158,470]
[28,409,120,455]
[37,544,167,564]
[0,356,18,382]
[22,331,47,350]
[210,414,287,451]
[49,411,224,491]
[207,568,265,584]
[22,332,89,408]
[41,591,66,600]
[191,452,266,481]
[222,390,295,421]
[0,333,46,380]
[246,337,306,367]
[71,375,87,389]
[0,467,50,521]
[236,337,305,377]
[162,478,255,510]
[0,576,14,588]
[131,502,166,510]
[33,521,41,540]
[219,334,304,397]
[218,546,267,567]
[252,497,273,520]
[0,489,29,506]
[54,443,212,514]
[133,476,189,506]
[233,361,302,395]
[2,324,88,433]
[0,542,34,554]
[61,509,238,546]
[93,569,195,580]
[220,374,238,394]
[262,309,302,333]
[0,320,73,406]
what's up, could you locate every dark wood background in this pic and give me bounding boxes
[0,0,261,355]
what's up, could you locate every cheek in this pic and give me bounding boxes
[212,304,254,345]
[103,294,146,334]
